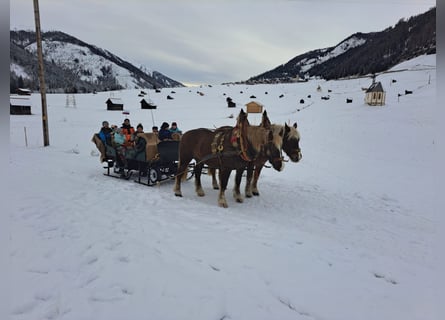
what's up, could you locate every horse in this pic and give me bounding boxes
[173,109,284,208]
[244,121,302,197]
[210,111,302,198]
[208,110,285,200]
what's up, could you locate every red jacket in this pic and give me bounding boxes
[121,124,135,146]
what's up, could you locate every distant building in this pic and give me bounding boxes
[17,88,31,96]
[140,99,157,109]
[365,81,386,106]
[245,101,263,113]
[10,96,32,115]
[106,98,123,111]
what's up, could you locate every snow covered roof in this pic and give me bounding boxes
[10,96,31,106]
[105,98,124,105]
[366,81,384,93]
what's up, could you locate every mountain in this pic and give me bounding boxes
[10,30,184,93]
[247,7,436,83]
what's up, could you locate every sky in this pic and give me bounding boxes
[9,0,436,85]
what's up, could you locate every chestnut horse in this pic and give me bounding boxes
[210,111,302,198]
[173,109,283,207]
[243,121,302,197]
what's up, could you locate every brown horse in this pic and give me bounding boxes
[210,111,302,198]
[208,110,286,200]
[173,109,283,207]
[243,122,302,197]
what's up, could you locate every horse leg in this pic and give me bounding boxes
[194,163,205,197]
[245,163,254,198]
[252,164,264,196]
[210,168,219,190]
[218,168,231,208]
[174,160,190,197]
[233,168,244,203]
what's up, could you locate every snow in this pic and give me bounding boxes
[8,54,442,319]
[26,41,142,89]
[299,36,366,73]
[10,63,31,80]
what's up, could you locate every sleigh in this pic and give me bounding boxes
[92,132,194,186]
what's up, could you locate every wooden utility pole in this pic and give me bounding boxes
[33,0,50,146]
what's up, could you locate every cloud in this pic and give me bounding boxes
[10,0,435,84]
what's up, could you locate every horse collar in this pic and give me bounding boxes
[232,123,251,162]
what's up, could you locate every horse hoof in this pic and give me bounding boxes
[236,198,244,203]
[174,192,182,197]
[213,186,219,190]
[253,192,260,196]
[245,194,252,198]
[197,191,205,197]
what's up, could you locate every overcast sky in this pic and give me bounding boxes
[10,0,435,85]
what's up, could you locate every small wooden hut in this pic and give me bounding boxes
[365,81,386,106]
[17,88,32,96]
[106,98,124,111]
[140,99,157,109]
[10,96,32,115]
[245,101,263,113]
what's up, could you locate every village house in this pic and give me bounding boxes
[365,81,386,106]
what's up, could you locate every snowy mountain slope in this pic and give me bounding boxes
[8,54,441,320]
[249,7,435,82]
[27,41,142,89]
[10,30,184,93]
[299,35,367,74]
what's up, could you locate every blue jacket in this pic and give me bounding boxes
[158,128,172,141]
[113,132,125,145]
[99,127,113,145]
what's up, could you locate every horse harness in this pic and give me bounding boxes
[210,121,252,162]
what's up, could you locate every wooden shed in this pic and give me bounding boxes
[140,99,157,109]
[365,81,386,106]
[10,96,32,115]
[245,101,263,113]
[106,98,124,111]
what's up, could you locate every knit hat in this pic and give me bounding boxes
[161,122,169,129]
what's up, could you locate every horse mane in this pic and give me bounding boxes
[271,124,300,141]
[246,126,269,152]
[287,124,301,140]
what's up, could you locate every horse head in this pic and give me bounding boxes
[263,128,285,171]
[282,122,302,162]
[236,108,249,126]
[260,110,272,129]
[259,110,285,171]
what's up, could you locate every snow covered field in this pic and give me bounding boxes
[8,54,442,319]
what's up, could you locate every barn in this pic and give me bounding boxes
[365,81,386,106]
[10,96,32,115]
[140,99,157,109]
[106,98,124,111]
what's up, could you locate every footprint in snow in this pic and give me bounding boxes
[373,272,398,285]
